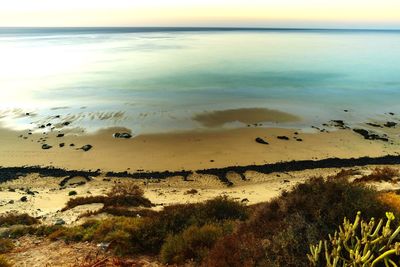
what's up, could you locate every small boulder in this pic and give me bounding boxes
[41,144,52,150]
[277,136,289,140]
[80,145,93,152]
[384,121,397,128]
[113,132,132,139]
[255,137,269,145]
[20,196,28,202]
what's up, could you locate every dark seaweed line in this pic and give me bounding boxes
[1,155,400,185]
[0,166,101,183]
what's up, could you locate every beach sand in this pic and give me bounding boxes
[0,125,399,173]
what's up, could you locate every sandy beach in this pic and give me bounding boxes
[1,107,399,267]
[0,112,399,173]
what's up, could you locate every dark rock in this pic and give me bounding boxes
[26,113,30,116]
[366,123,382,128]
[41,144,52,150]
[353,129,369,139]
[384,122,397,128]
[8,200,14,204]
[294,132,299,135]
[330,120,348,129]
[296,138,303,142]
[113,132,132,139]
[39,125,45,129]
[283,179,290,183]
[80,145,93,152]
[70,143,75,147]
[344,110,349,112]
[277,136,289,140]
[389,112,395,116]
[353,129,389,142]
[46,123,52,127]
[255,137,269,145]
[63,122,71,126]
[57,133,64,138]
[20,196,28,202]
[241,198,249,203]
[54,218,65,225]
[59,143,65,148]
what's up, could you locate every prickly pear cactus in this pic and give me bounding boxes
[307,211,400,267]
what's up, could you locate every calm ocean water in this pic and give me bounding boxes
[0,28,400,133]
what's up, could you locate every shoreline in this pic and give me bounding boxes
[0,118,399,172]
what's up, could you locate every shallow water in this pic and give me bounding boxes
[1,28,400,133]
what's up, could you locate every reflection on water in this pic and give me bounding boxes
[0,28,400,133]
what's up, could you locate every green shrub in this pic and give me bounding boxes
[0,213,39,227]
[205,177,394,267]
[129,196,247,254]
[160,223,230,264]
[308,211,400,266]
[68,191,77,196]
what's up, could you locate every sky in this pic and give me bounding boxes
[0,0,400,29]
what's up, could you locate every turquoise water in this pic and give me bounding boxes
[0,28,400,133]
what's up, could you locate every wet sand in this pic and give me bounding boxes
[0,125,398,173]
[192,107,301,127]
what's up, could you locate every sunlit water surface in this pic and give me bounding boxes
[1,28,400,133]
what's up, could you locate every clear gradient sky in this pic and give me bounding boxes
[1,0,400,28]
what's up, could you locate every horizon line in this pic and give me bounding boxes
[1,26,400,32]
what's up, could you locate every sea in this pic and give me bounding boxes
[0,27,400,133]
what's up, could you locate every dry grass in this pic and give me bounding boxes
[354,167,399,183]
[62,184,153,211]
[378,192,400,213]
[0,213,39,227]
[328,169,360,181]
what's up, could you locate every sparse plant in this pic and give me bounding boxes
[355,167,400,183]
[0,213,39,227]
[160,223,230,264]
[0,255,12,267]
[308,211,400,267]
[0,239,14,254]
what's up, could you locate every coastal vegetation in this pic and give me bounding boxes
[1,169,400,266]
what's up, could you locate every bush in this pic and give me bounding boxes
[0,213,39,227]
[205,177,394,267]
[204,233,264,267]
[0,255,12,267]
[129,196,247,254]
[379,192,400,213]
[0,239,14,254]
[62,184,153,211]
[160,223,230,264]
[1,197,245,257]
[106,184,144,198]
[68,191,77,196]
[355,167,399,183]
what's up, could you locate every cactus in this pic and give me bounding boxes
[307,211,400,267]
